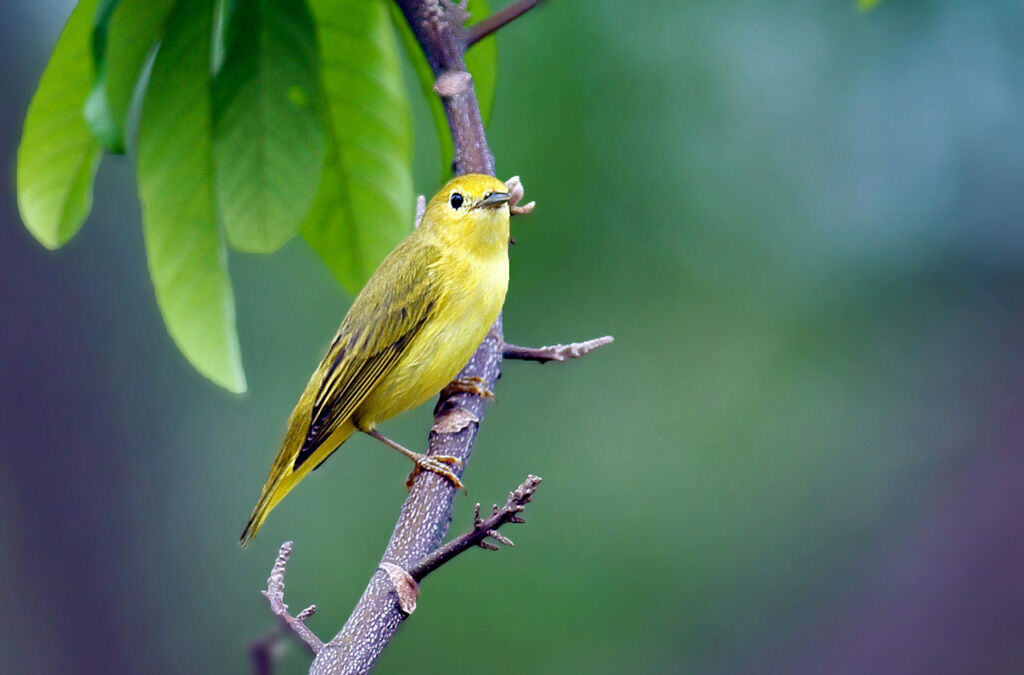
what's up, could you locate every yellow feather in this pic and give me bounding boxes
[241,175,510,543]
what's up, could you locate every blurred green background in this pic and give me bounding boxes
[3,1,1023,673]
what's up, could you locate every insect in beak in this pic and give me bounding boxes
[475,191,511,209]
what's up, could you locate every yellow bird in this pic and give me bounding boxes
[241,174,512,544]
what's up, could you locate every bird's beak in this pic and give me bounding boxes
[475,191,511,209]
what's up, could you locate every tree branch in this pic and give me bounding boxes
[503,336,614,363]
[348,474,542,625]
[410,474,541,580]
[465,0,542,47]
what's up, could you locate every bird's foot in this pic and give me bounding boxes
[442,375,495,400]
[406,453,466,492]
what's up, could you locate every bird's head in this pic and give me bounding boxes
[421,174,511,251]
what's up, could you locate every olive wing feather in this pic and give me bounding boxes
[292,251,438,471]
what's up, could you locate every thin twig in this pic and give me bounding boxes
[466,0,542,47]
[503,336,614,363]
[261,542,323,654]
[410,474,542,580]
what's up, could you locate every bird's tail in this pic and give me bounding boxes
[240,419,356,545]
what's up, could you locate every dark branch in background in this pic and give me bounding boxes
[256,1,611,673]
[250,626,282,675]
[250,602,319,675]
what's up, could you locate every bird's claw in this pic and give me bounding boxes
[442,375,495,400]
[407,454,466,493]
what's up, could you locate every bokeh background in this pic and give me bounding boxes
[3,1,1023,673]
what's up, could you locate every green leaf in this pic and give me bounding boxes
[16,0,103,250]
[466,0,498,125]
[85,0,177,154]
[857,0,881,10]
[389,0,496,177]
[136,0,246,393]
[212,0,326,253]
[302,0,413,294]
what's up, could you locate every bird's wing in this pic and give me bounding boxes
[240,241,440,544]
[291,254,438,472]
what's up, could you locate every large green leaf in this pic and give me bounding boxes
[389,0,496,176]
[136,0,246,393]
[16,0,103,250]
[302,0,413,294]
[212,0,326,253]
[85,0,177,154]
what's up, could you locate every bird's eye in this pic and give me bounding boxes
[450,192,464,210]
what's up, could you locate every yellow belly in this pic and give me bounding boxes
[353,253,508,428]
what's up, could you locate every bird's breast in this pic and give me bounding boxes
[355,249,508,427]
